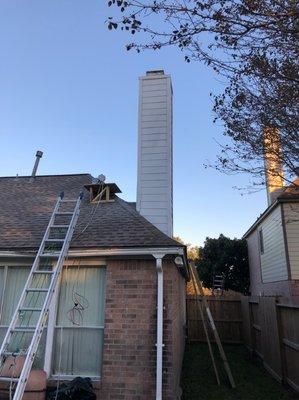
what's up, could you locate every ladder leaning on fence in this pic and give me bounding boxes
[189,262,236,388]
[0,191,84,400]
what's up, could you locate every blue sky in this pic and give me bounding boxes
[0,1,267,246]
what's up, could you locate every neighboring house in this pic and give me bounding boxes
[0,71,188,400]
[244,173,299,297]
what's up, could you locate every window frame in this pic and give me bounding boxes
[258,228,264,255]
[45,259,106,380]
[0,260,106,381]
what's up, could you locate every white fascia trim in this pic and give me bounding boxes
[69,247,184,257]
[0,247,184,258]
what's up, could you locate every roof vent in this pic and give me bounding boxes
[31,150,43,178]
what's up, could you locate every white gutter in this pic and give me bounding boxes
[153,253,165,400]
[0,247,184,258]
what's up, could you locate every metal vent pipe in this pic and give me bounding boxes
[31,150,43,177]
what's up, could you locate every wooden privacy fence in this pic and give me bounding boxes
[187,295,299,393]
[187,295,243,344]
[241,296,299,393]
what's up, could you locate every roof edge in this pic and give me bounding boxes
[243,198,299,238]
[0,173,92,179]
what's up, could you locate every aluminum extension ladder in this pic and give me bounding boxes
[212,275,225,295]
[0,191,84,400]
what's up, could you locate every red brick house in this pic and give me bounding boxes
[0,71,188,399]
[0,174,188,399]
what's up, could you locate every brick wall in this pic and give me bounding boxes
[291,280,299,297]
[98,258,186,400]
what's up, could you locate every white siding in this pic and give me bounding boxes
[260,205,288,283]
[283,203,299,279]
[137,72,173,236]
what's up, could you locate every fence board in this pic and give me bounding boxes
[278,302,299,391]
[260,297,282,380]
[187,294,299,393]
[187,296,243,344]
[242,296,299,393]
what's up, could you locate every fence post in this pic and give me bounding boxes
[248,298,257,356]
[276,300,287,385]
[241,296,252,350]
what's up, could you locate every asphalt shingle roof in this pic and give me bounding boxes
[278,177,299,200]
[0,174,182,250]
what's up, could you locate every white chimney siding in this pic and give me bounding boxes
[137,71,173,237]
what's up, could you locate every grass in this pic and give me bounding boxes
[181,343,298,400]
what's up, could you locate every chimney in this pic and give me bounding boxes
[31,150,43,178]
[263,127,284,205]
[137,70,173,236]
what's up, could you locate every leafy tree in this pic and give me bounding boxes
[196,234,249,294]
[173,236,200,261]
[107,0,299,187]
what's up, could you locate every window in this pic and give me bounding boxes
[0,266,47,369]
[259,229,264,255]
[0,264,106,378]
[52,266,106,378]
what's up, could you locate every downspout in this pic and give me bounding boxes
[154,254,164,400]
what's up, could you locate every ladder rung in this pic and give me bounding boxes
[55,212,73,216]
[0,377,19,382]
[60,200,77,203]
[26,288,48,293]
[45,239,65,242]
[33,270,54,275]
[19,307,42,312]
[40,253,60,258]
[2,351,27,357]
[50,225,69,228]
[12,327,35,333]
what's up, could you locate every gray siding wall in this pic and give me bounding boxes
[137,72,173,236]
[246,230,292,296]
[260,205,288,282]
[283,203,299,280]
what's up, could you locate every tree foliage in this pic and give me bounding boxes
[107,0,299,187]
[173,236,200,261]
[196,234,249,294]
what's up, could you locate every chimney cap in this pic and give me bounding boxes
[146,70,164,75]
[36,150,43,158]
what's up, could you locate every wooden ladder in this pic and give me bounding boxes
[189,262,236,388]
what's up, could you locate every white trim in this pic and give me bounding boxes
[0,265,8,319]
[63,259,106,266]
[54,325,104,330]
[0,247,184,258]
[154,255,164,400]
[44,273,60,377]
[50,375,100,381]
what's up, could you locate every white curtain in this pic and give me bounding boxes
[0,266,45,368]
[1,267,30,325]
[52,266,106,377]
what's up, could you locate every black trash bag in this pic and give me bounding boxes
[47,377,96,400]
